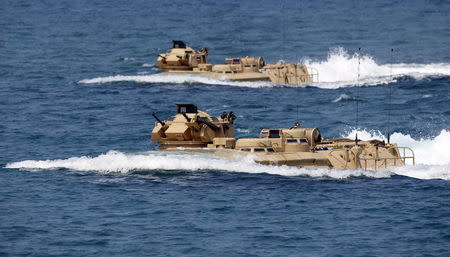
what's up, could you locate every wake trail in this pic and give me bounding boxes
[6,130,450,180]
[4,150,391,179]
[79,47,450,89]
[342,129,450,180]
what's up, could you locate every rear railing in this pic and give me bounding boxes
[359,146,415,170]
[307,67,319,82]
[397,146,415,166]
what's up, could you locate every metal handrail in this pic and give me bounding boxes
[397,146,415,165]
[358,146,415,170]
[285,67,319,82]
[328,146,415,171]
[307,67,319,82]
[359,156,415,171]
[284,73,318,83]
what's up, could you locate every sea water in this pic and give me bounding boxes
[1,0,450,256]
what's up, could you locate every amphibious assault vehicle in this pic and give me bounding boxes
[151,104,415,171]
[155,40,318,84]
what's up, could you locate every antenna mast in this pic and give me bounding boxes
[281,0,286,61]
[387,48,394,143]
[355,47,361,144]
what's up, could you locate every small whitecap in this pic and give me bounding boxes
[333,94,352,103]
[236,128,251,133]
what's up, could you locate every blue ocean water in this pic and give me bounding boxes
[1,0,450,256]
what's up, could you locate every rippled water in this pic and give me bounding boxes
[2,0,450,256]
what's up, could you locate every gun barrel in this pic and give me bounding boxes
[197,117,220,131]
[152,112,165,126]
[181,112,191,122]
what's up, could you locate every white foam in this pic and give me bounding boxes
[342,129,450,180]
[305,47,450,88]
[79,47,450,89]
[343,129,450,165]
[236,128,252,134]
[79,74,276,88]
[333,93,354,103]
[392,164,450,180]
[5,150,391,179]
[6,130,449,180]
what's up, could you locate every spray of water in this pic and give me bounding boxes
[80,47,450,89]
[6,130,450,180]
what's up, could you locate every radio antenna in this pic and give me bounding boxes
[281,0,286,61]
[355,47,361,144]
[387,48,394,143]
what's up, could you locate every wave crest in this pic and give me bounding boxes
[342,129,450,166]
[6,150,390,179]
[79,74,275,88]
[79,47,450,89]
[5,130,450,180]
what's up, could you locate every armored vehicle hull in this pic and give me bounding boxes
[155,41,318,84]
[151,105,415,171]
[158,70,271,82]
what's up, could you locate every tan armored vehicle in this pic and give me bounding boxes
[151,104,415,171]
[155,40,318,84]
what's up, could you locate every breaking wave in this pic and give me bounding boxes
[342,129,450,180]
[304,47,450,88]
[332,93,359,103]
[4,150,391,179]
[342,129,450,166]
[79,74,275,88]
[79,47,450,89]
[5,130,450,180]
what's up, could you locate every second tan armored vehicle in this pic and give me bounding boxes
[155,40,318,84]
[151,104,415,171]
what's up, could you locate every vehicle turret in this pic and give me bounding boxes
[151,104,236,149]
[156,41,208,71]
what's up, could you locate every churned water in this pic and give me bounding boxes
[1,0,450,256]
